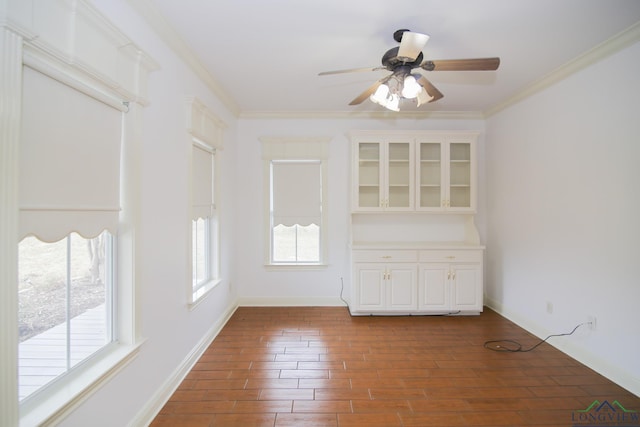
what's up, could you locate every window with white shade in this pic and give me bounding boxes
[190,141,218,302]
[270,161,322,263]
[17,66,121,401]
[262,138,329,267]
[187,98,225,304]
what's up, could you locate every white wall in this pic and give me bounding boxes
[484,40,640,395]
[235,118,486,306]
[53,1,239,426]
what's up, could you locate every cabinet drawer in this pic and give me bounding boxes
[352,250,418,263]
[418,250,482,263]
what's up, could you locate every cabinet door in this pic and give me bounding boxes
[447,141,474,211]
[385,141,413,210]
[416,141,444,210]
[354,263,385,310]
[451,264,481,311]
[354,142,383,211]
[418,263,449,311]
[387,264,417,310]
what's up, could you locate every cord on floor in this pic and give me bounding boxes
[484,322,589,353]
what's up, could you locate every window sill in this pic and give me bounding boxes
[264,263,328,271]
[189,278,222,310]
[20,341,143,427]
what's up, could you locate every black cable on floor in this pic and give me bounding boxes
[484,322,589,353]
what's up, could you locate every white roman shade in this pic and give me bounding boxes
[192,143,214,220]
[271,161,321,227]
[19,66,123,242]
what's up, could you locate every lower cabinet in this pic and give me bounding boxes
[418,263,482,312]
[351,248,483,315]
[355,263,417,311]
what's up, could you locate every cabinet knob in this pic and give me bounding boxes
[445,256,456,260]
[382,255,392,259]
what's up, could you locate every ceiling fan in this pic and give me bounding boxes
[318,29,500,111]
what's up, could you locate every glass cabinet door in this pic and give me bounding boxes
[357,142,381,208]
[448,142,471,208]
[386,142,412,209]
[418,142,442,208]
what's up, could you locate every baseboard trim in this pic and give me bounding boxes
[484,297,640,397]
[237,296,348,307]
[130,301,239,427]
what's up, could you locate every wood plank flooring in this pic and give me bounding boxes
[151,307,640,426]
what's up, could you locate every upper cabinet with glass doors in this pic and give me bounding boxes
[351,131,477,213]
[417,133,477,212]
[352,136,414,212]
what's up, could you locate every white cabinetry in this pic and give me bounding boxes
[349,131,484,317]
[353,137,414,212]
[351,247,482,315]
[416,135,476,212]
[417,250,483,313]
[352,250,418,313]
[351,131,477,213]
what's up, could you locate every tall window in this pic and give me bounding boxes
[17,66,121,401]
[187,98,225,304]
[191,141,218,302]
[270,161,322,263]
[262,138,329,267]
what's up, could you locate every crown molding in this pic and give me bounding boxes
[125,0,241,117]
[485,21,640,118]
[238,110,485,120]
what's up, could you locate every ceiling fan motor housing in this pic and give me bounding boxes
[381,47,424,71]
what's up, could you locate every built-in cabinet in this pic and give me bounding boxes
[417,250,483,312]
[349,130,484,316]
[353,132,476,212]
[351,247,482,315]
[354,138,414,211]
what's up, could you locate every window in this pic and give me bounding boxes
[18,232,114,401]
[187,99,226,304]
[270,161,322,264]
[190,141,218,302]
[17,66,122,402]
[261,138,329,267]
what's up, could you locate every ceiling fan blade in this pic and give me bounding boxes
[416,76,444,103]
[397,31,430,62]
[348,81,383,105]
[318,66,384,76]
[422,57,500,71]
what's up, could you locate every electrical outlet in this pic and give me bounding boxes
[587,315,597,330]
[546,301,553,314]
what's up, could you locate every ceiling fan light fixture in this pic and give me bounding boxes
[401,74,422,99]
[416,87,434,107]
[397,31,430,61]
[385,93,400,112]
[370,83,390,105]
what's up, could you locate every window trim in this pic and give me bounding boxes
[260,137,330,269]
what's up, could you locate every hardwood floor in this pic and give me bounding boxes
[151,307,640,426]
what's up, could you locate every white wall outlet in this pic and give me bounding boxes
[546,301,554,314]
[587,315,597,330]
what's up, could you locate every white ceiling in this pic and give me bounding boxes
[139,0,640,116]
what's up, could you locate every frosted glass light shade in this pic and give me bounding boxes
[416,87,434,106]
[398,32,430,61]
[401,75,422,99]
[370,84,390,105]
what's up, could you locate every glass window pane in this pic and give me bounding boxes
[273,224,297,262]
[272,224,320,263]
[69,233,110,366]
[296,224,319,262]
[192,218,208,287]
[18,231,113,401]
